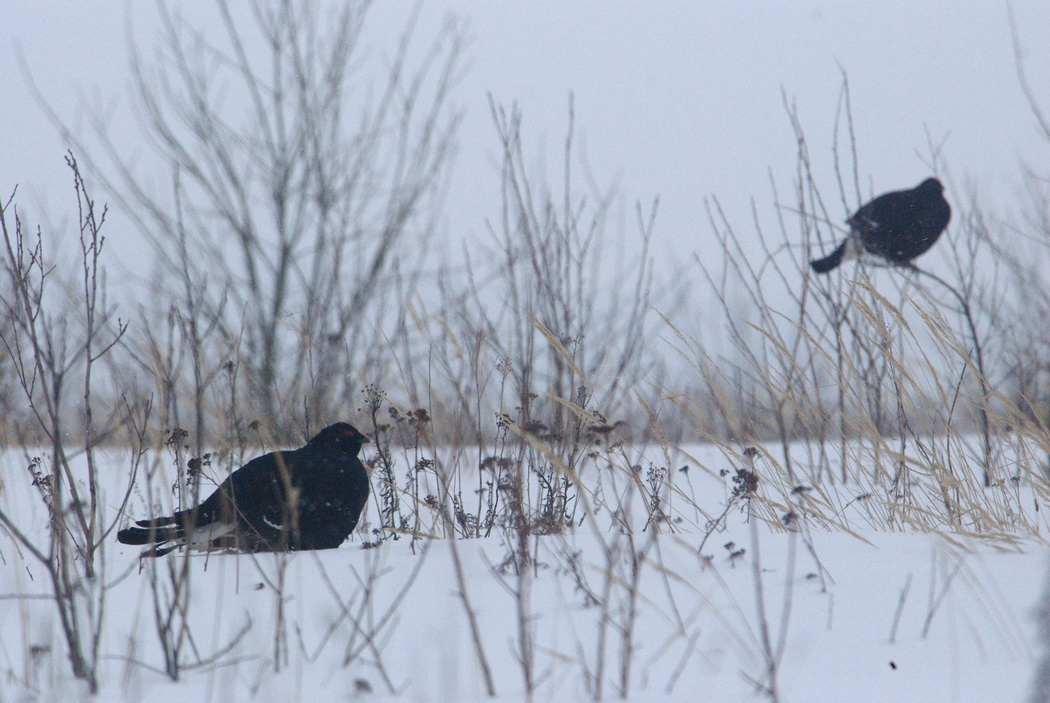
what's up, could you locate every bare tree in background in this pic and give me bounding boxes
[72,1,464,435]
[443,97,658,439]
[999,12,1050,460]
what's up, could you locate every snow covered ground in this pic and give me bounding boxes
[1,439,1047,702]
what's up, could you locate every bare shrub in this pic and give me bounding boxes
[662,71,1050,537]
[0,155,143,693]
[435,96,660,445]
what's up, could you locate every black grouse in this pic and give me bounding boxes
[118,423,371,557]
[810,177,950,274]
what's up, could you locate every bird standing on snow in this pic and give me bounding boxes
[810,177,950,274]
[118,423,371,557]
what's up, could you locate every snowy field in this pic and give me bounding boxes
[2,3,1048,701]
[2,438,1047,702]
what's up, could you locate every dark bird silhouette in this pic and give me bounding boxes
[810,178,950,274]
[118,423,371,557]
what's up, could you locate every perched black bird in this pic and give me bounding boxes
[810,178,950,274]
[118,423,371,557]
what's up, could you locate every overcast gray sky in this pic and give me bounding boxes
[3,2,1049,284]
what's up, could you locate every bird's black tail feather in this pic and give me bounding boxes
[117,516,184,547]
[810,241,847,274]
